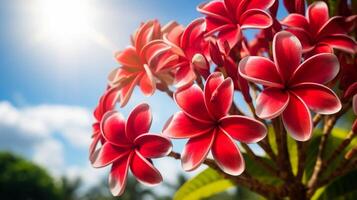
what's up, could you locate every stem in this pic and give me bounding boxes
[296,141,307,181]
[313,114,322,127]
[273,118,294,181]
[307,105,350,196]
[156,82,174,99]
[307,116,337,192]
[325,130,357,167]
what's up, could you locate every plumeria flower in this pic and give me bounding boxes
[109,20,178,107]
[344,82,357,115]
[339,55,357,90]
[90,87,119,157]
[283,0,305,15]
[281,1,357,56]
[197,0,274,48]
[164,18,210,88]
[91,103,172,196]
[209,41,251,102]
[239,31,342,141]
[163,72,267,175]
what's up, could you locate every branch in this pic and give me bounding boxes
[296,141,307,181]
[272,118,294,181]
[325,130,357,167]
[307,105,350,196]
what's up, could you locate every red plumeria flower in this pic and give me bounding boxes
[164,18,210,88]
[90,87,119,157]
[239,31,342,141]
[197,0,274,48]
[339,55,357,90]
[110,20,178,107]
[91,103,172,196]
[344,82,357,115]
[281,1,357,55]
[283,0,305,15]
[163,72,267,175]
[209,41,251,102]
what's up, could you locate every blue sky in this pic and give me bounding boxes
[0,0,288,194]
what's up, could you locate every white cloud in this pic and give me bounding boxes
[0,101,97,184]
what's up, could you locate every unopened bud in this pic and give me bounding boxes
[192,53,208,70]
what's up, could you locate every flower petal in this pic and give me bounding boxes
[353,95,357,115]
[126,103,152,141]
[317,16,347,37]
[217,24,241,48]
[319,34,357,54]
[240,9,273,29]
[91,142,130,168]
[219,115,267,143]
[130,151,163,185]
[174,63,196,88]
[89,134,101,158]
[101,111,130,147]
[291,83,341,115]
[162,112,213,139]
[244,0,275,10]
[205,72,234,119]
[273,31,302,82]
[307,1,329,35]
[285,28,314,52]
[256,88,290,119]
[174,84,213,122]
[282,93,312,141]
[135,134,172,158]
[181,131,215,171]
[290,53,339,85]
[281,14,309,29]
[212,129,244,176]
[108,154,131,196]
[115,46,142,68]
[118,74,141,107]
[139,65,156,96]
[344,82,357,100]
[197,1,231,23]
[238,56,283,87]
[181,18,205,51]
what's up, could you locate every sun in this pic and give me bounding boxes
[33,0,95,48]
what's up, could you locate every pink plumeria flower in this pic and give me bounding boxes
[282,1,357,56]
[110,20,178,107]
[91,103,172,196]
[239,31,342,141]
[163,72,267,175]
[344,82,357,115]
[90,87,119,157]
[197,0,274,47]
[164,18,210,88]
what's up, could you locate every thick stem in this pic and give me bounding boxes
[272,118,294,181]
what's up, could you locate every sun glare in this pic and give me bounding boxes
[34,0,95,48]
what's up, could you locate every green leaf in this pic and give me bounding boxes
[305,127,357,182]
[173,168,234,200]
[317,170,357,200]
[174,154,280,200]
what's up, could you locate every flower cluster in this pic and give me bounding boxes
[90,0,357,196]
